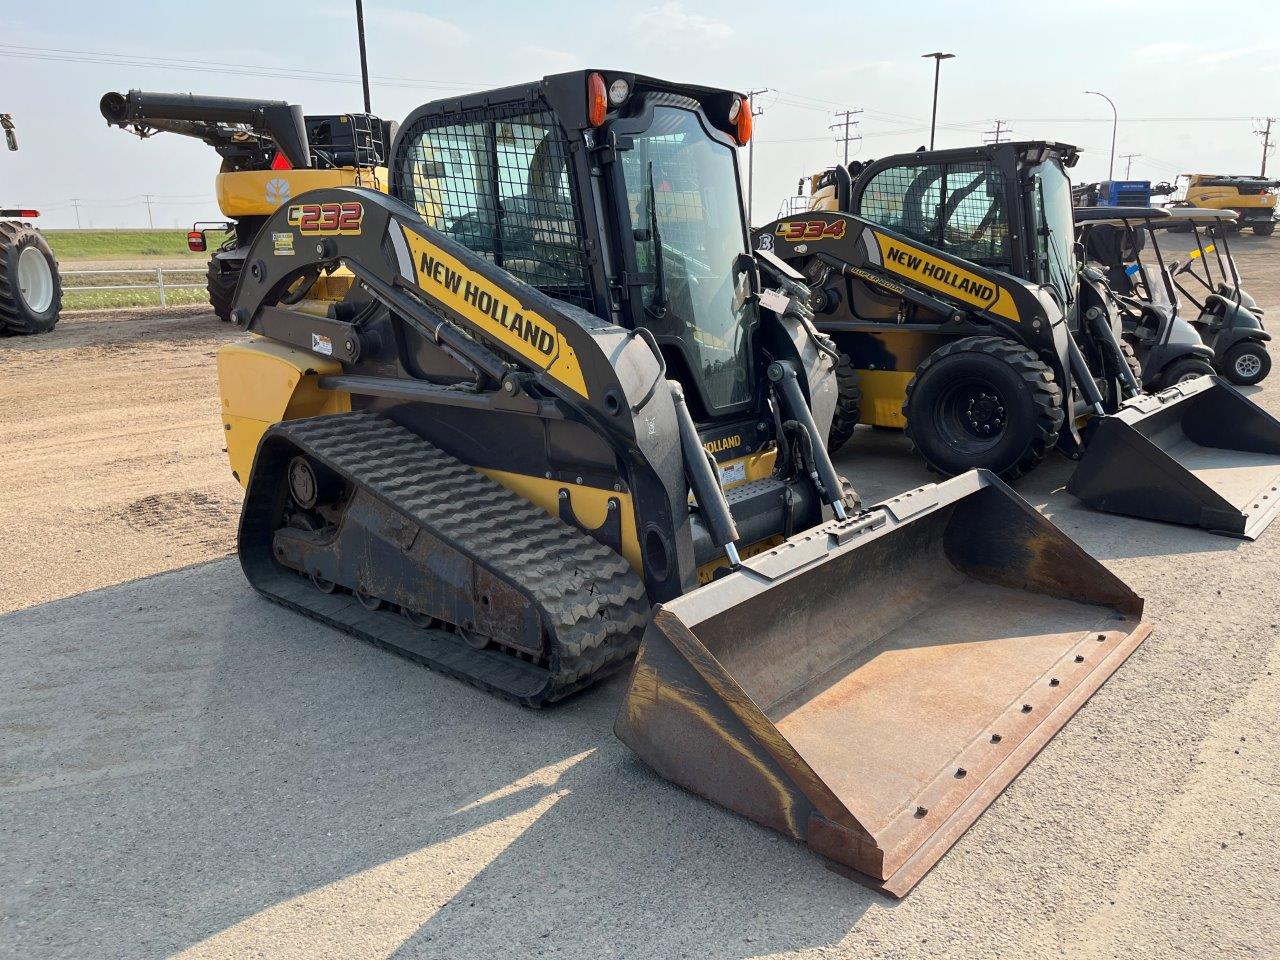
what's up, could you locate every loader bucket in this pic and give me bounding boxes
[615,471,1149,898]
[1067,376,1280,539]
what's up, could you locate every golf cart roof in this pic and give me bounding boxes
[1159,207,1240,224]
[1073,206,1172,226]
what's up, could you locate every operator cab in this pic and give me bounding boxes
[389,70,760,425]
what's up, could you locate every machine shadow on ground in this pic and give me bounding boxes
[0,561,877,960]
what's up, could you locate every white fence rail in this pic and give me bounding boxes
[61,267,206,308]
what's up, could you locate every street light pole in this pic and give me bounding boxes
[922,52,955,150]
[1085,90,1117,181]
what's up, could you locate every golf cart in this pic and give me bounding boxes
[1076,206,1224,388]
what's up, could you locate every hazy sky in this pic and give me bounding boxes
[2,0,1276,229]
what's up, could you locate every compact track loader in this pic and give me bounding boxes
[100,90,395,320]
[216,71,1149,895]
[764,142,1280,538]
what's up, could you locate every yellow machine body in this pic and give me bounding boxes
[1183,175,1277,214]
[215,166,389,218]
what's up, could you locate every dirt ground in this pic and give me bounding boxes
[1,233,1278,959]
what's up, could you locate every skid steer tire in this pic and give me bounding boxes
[1253,222,1275,237]
[826,352,863,454]
[0,221,61,336]
[206,257,240,323]
[903,336,1063,481]
[1162,356,1215,388]
[1221,340,1271,386]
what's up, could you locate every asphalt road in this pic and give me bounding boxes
[2,234,1279,959]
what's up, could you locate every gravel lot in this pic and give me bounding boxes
[1,233,1277,959]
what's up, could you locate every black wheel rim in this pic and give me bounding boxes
[934,378,1009,453]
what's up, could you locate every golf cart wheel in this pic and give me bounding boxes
[0,221,61,335]
[1162,357,1215,387]
[1253,222,1275,237]
[1221,341,1271,386]
[826,352,863,454]
[206,256,241,323]
[903,336,1064,481]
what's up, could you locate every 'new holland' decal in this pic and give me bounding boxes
[873,232,1020,323]
[401,228,588,399]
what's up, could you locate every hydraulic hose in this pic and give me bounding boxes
[769,360,848,520]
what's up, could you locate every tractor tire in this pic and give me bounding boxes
[1161,356,1215,387]
[903,336,1064,481]
[0,221,61,335]
[1221,340,1271,386]
[206,257,241,323]
[1253,222,1275,237]
[826,352,863,455]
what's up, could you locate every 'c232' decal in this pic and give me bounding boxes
[775,219,846,242]
[287,201,364,235]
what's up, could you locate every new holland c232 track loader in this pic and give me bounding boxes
[214,71,1150,896]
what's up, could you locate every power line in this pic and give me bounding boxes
[0,42,494,92]
[829,108,863,165]
[1119,153,1141,178]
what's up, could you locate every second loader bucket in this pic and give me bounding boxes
[616,471,1149,897]
[1067,376,1280,539]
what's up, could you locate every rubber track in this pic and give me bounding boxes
[241,412,651,705]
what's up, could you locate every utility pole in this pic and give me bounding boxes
[1257,118,1275,177]
[983,119,1011,144]
[142,194,155,229]
[355,0,372,113]
[829,108,863,165]
[745,88,768,225]
[1120,153,1141,179]
[70,198,82,229]
[921,52,955,150]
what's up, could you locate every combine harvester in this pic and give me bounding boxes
[763,141,1280,539]
[194,71,1152,895]
[100,90,395,321]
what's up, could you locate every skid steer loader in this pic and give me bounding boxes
[216,71,1149,895]
[764,142,1280,538]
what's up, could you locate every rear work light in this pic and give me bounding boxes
[186,231,207,253]
[587,72,608,127]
